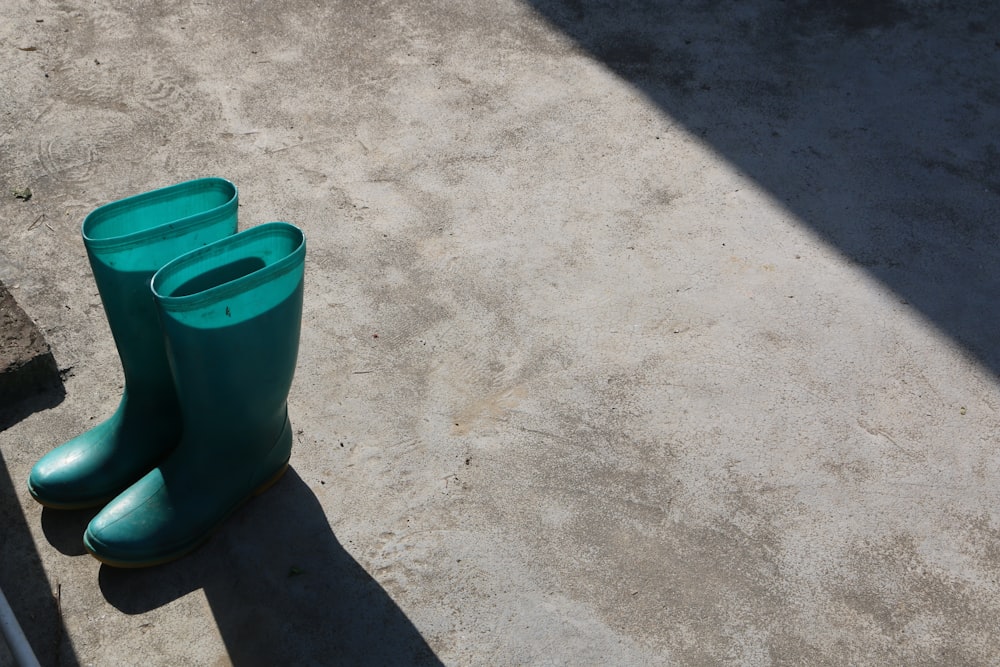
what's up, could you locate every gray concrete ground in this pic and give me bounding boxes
[2,0,1000,664]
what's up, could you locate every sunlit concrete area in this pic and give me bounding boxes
[2,0,1000,664]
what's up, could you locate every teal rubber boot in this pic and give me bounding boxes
[84,222,306,567]
[28,178,238,509]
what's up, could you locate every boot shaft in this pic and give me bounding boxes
[81,178,238,395]
[152,222,306,440]
[27,178,239,509]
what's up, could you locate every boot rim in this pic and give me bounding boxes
[152,222,306,312]
[82,177,238,252]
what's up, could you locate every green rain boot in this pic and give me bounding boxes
[28,178,238,509]
[84,222,306,567]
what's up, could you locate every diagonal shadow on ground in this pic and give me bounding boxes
[0,393,79,667]
[86,468,441,667]
[524,0,1000,373]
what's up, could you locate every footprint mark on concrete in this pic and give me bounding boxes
[37,136,97,185]
[138,69,193,116]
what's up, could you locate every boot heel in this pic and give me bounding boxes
[253,460,290,496]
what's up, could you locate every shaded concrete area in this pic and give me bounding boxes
[1,0,999,664]
[0,282,67,666]
[0,448,74,667]
[526,0,1000,375]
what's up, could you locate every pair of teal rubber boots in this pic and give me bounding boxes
[27,177,306,568]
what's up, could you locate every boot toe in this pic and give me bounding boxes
[28,431,118,509]
[84,469,212,567]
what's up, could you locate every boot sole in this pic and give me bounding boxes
[84,459,290,569]
[27,482,116,511]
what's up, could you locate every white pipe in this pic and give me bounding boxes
[0,585,40,667]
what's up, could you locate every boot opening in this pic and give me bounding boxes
[169,257,267,297]
[84,178,237,242]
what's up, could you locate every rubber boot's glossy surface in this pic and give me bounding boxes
[28,178,238,509]
[84,222,306,567]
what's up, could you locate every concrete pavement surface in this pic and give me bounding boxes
[2,0,1000,664]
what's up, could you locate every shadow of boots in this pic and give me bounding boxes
[98,468,443,666]
[41,507,102,556]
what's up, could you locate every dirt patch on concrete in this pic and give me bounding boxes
[0,280,60,406]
